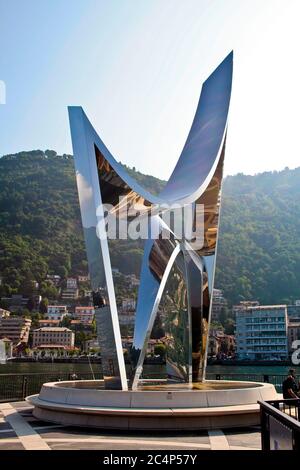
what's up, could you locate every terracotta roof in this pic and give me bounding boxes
[34,327,72,332]
[33,345,78,350]
[38,320,60,324]
[75,307,94,311]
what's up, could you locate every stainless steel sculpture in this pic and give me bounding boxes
[69,52,233,390]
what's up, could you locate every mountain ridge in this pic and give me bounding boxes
[1,149,300,307]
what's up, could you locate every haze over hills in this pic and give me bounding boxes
[0,150,300,307]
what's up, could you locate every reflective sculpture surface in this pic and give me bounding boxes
[69,52,233,390]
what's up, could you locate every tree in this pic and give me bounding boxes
[151,314,165,339]
[61,316,71,327]
[154,343,166,359]
[39,282,58,300]
[39,298,48,314]
[27,297,35,311]
[2,150,300,308]
[45,150,57,159]
[224,318,235,335]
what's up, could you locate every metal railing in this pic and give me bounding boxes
[206,373,286,392]
[0,372,290,402]
[0,372,102,402]
[259,398,300,450]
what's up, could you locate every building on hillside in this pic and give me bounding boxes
[32,327,74,349]
[38,319,60,328]
[70,320,93,333]
[287,305,300,323]
[67,278,77,289]
[46,305,68,321]
[0,295,29,312]
[74,306,95,324]
[58,278,79,301]
[46,274,61,286]
[0,308,10,318]
[1,337,13,358]
[61,285,79,301]
[232,300,260,317]
[78,275,90,283]
[211,289,227,322]
[32,295,42,310]
[235,305,288,360]
[0,317,31,346]
[288,322,300,355]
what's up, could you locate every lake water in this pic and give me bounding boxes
[0,361,299,377]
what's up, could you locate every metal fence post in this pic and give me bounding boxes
[293,428,300,451]
[21,376,28,400]
[260,406,270,450]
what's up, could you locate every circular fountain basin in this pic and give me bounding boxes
[26,379,279,430]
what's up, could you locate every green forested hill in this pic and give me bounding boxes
[0,150,300,306]
[216,168,300,305]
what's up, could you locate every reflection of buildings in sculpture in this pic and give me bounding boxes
[208,328,235,357]
[84,337,100,352]
[123,274,140,288]
[69,52,233,390]
[119,300,136,328]
[121,299,136,311]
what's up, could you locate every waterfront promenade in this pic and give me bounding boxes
[0,401,261,450]
[0,365,295,450]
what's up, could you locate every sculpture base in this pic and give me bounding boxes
[26,379,278,430]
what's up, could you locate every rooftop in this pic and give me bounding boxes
[237,305,287,312]
[32,345,75,349]
[48,305,68,309]
[75,307,94,310]
[33,327,72,332]
[38,320,60,324]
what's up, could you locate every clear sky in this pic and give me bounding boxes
[0,0,299,179]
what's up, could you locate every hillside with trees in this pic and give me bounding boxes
[0,150,300,307]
